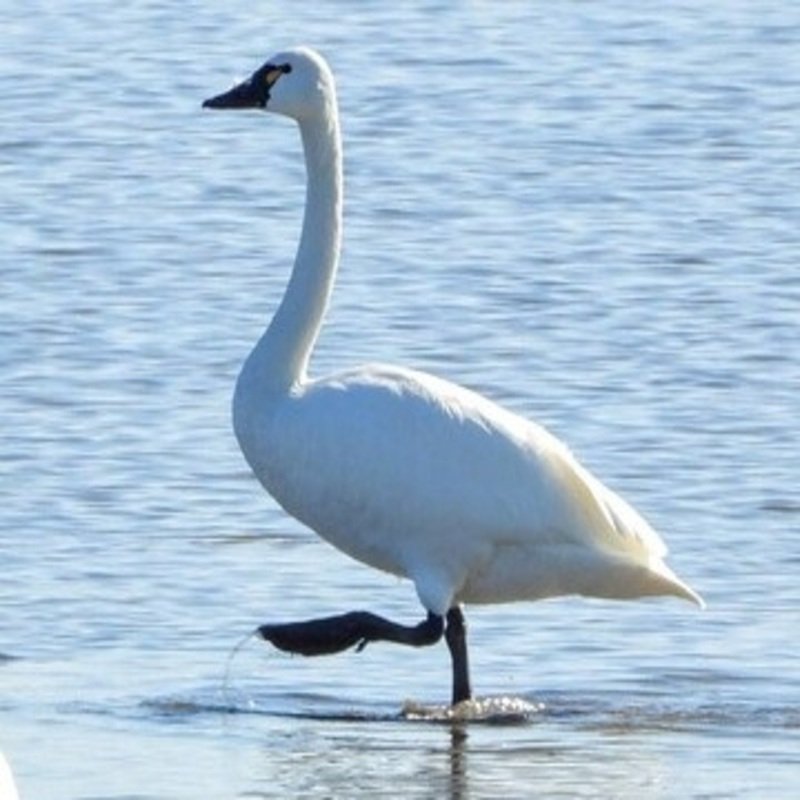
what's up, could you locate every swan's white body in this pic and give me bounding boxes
[228,47,702,618]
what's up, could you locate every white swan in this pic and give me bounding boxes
[0,751,19,800]
[204,47,703,705]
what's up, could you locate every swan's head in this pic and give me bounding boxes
[203,47,335,122]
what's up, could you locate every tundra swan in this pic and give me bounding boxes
[203,47,703,705]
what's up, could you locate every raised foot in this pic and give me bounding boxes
[258,610,444,657]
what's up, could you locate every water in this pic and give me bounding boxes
[2,1,799,797]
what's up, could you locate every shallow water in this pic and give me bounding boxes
[2,1,799,798]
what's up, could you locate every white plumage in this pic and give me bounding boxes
[0,752,19,800]
[208,46,701,661]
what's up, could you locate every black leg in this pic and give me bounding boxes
[258,610,444,657]
[445,606,472,705]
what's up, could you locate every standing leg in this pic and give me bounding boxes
[445,606,472,705]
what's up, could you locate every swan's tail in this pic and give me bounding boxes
[648,561,705,608]
[594,553,705,608]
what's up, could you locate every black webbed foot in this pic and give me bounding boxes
[258,610,444,657]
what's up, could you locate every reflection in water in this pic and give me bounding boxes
[221,694,666,799]
[448,726,468,800]
[138,686,800,798]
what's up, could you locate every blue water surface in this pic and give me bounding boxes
[1,2,798,798]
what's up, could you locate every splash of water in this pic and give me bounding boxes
[220,628,261,710]
[401,695,545,724]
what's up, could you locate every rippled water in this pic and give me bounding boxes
[2,2,799,798]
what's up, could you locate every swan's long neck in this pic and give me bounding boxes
[244,105,342,392]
